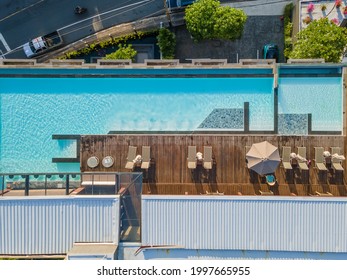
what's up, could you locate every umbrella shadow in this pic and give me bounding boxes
[249,170,261,195]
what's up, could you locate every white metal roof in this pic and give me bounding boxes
[141,195,347,252]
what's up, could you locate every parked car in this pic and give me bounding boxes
[262,44,279,62]
[166,0,195,9]
[23,31,63,58]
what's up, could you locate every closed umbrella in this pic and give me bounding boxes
[246,141,280,176]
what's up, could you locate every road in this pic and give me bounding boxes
[0,0,165,58]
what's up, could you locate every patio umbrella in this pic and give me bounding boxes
[246,141,280,176]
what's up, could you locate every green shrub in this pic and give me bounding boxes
[290,18,347,63]
[60,31,157,59]
[283,2,293,19]
[283,3,294,60]
[157,28,176,59]
[185,0,247,42]
[104,44,137,61]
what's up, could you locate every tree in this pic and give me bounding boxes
[185,0,247,42]
[157,28,176,59]
[104,44,137,61]
[213,6,247,40]
[283,3,294,59]
[290,18,347,63]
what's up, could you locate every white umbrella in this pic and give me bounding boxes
[246,141,280,175]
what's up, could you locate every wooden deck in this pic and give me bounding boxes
[80,134,347,196]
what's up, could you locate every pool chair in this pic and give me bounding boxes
[331,147,344,172]
[314,147,328,171]
[125,146,137,170]
[141,146,151,170]
[102,156,114,168]
[87,156,99,168]
[203,146,213,170]
[187,146,197,169]
[297,147,309,171]
[281,146,293,170]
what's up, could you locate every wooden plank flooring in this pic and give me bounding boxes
[80,134,347,196]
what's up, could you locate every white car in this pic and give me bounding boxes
[23,31,63,58]
[23,37,47,58]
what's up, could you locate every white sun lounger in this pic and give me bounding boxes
[187,146,197,169]
[125,146,137,170]
[331,147,344,171]
[282,146,293,170]
[314,147,328,171]
[297,147,309,171]
[203,146,213,170]
[141,146,151,170]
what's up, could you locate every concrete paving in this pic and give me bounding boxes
[174,0,291,64]
[174,17,285,63]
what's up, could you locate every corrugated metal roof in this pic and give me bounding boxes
[141,195,347,253]
[0,196,120,255]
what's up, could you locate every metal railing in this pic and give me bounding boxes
[0,172,142,196]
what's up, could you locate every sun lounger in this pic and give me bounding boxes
[297,147,309,170]
[141,146,151,169]
[125,146,137,170]
[282,146,293,170]
[314,147,328,171]
[203,146,213,170]
[331,147,344,171]
[187,146,197,169]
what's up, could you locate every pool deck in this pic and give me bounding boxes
[79,134,347,196]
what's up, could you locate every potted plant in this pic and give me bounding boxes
[336,0,342,8]
[331,18,339,25]
[307,2,315,13]
[303,16,312,24]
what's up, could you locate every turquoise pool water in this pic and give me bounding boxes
[278,77,343,132]
[0,76,274,173]
[0,71,343,173]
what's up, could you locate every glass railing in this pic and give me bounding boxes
[0,172,142,197]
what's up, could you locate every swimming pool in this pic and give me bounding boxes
[0,75,274,173]
[278,77,343,133]
[0,68,343,173]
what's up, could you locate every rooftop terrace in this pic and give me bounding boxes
[0,59,346,198]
